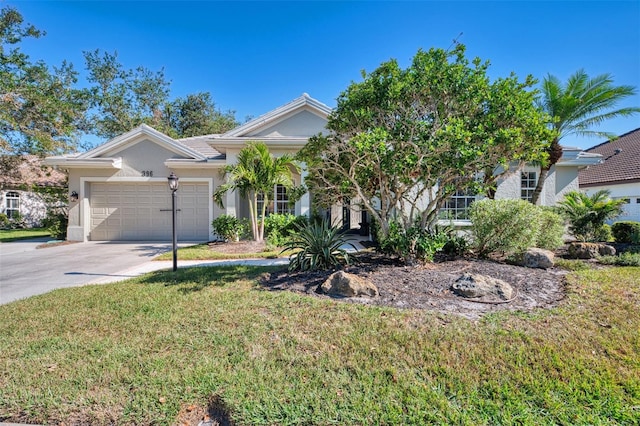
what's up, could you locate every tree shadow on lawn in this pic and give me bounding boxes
[135,264,283,294]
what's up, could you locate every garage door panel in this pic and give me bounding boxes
[90,182,210,241]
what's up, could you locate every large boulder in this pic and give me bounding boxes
[567,242,616,259]
[451,273,514,300]
[522,248,555,269]
[319,271,379,298]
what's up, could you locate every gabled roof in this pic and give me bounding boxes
[221,93,332,138]
[79,124,205,160]
[579,128,640,187]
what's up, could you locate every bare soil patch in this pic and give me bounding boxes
[261,252,567,320]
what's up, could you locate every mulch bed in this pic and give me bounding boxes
[261,252,568,320]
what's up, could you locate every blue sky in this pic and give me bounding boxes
[10,0,640,149]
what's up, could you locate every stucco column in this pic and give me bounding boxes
[299,165,310,217]
[225,149,238,217]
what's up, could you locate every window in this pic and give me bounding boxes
[440,188,476,220]
[5,191,20,219]
[636,198,640,204]
[521,172,537,202]
[256,184,294,216]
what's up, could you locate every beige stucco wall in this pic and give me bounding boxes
[493,164,578,206]
[252,109,328,137]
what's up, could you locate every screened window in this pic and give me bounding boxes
[440,189,476,220]
[521,172,537,202]
[5,191,20,218]
[256,185,294,216]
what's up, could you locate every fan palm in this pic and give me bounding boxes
[530,70,640,204]
[213,141,300,242]
[557,190,624,242]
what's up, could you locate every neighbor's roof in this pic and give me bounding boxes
[579,127,640,187]
[0,155,67,189]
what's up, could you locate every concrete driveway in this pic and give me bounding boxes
[0,239,174,305]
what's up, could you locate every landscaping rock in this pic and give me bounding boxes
[319,271,379,297]
[522,248,555,269]
[451,273,514,300]
[567,242,616,259]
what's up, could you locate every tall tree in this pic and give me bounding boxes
[530,70,640,204]
[84,49,172,139]
[84,51,238,139]
[0,6,88,156]
[166,92,238,137]
[299,44,552,239]
[213,142,300,242]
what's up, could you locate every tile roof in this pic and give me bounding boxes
[0,155,67,188]
[176,135,224,159]
[579,127,640,186]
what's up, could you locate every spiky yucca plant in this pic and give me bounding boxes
[282,220,355,272]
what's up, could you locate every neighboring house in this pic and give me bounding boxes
[0,156,67,227]
[45,93,602,242]
[579,127,640,223]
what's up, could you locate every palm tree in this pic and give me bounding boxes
[213,141,300,242]
[530,70,640,204]
[557,190,624,242]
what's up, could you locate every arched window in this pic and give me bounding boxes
[6,191,20,218]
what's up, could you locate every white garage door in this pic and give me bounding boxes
[90,182,210,241]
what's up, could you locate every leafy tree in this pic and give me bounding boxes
[530,70,640,204]
[166,92,238,137]
[557,190,624,242]
[213,142,300,242]
[84,50,238,139]
[0,6,89,156]
[84,49,172,138]
[299,44,552,244]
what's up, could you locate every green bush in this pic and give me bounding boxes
[0,213,9,229]
[282,219,355,272]
[557,190,624,242]
[535,208,565,250]
[612,221,640,244]
[469,199,540,257]
[42,210,68,240]
[598,252,640,267]
[212,214,249,242]
[378,220,449,264]
[593,223,613,242]
[264,214,308,247]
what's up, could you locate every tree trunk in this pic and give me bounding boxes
[530,167,550,205]
[530,137,563,205]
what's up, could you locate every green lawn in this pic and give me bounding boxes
[0,227,50,242]
[154,242,288,261]
[0,266,638,425]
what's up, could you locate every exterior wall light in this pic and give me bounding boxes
[70,191,79,202]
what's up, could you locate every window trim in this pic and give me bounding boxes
[5,191,20,219]
[520,171,537,202]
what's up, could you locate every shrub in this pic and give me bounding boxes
[612,221,640,244]
[469,199,540,258]
[535,208,565,250]
[593,223,613,243]
[212,214,249,242]
[282,219,355,272]
[42,210,68,240]
[554,258,591,271]
[378,220,449,264]
[598,252,640,267]
[264,214,308,247]
[557,190,624,242]
[0,213,9,229]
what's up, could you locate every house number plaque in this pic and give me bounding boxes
[141,170,153,177]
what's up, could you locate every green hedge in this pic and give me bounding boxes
[612,221,640,244]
